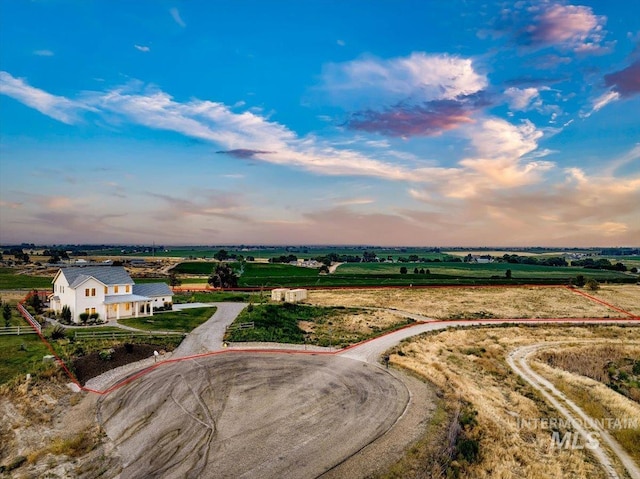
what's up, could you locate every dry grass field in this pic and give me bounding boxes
[307,286,636,319]
[530,346,640,464]
[585,285,640,316]
[386,325,640,479]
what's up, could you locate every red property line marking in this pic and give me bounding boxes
[15,286,640,396]
[565,286,639,319]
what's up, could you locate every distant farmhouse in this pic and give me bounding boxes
[49,266,173,323]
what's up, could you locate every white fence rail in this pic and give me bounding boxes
[74,330,186,340]
[17,303,41,333]
[0,326,39,336]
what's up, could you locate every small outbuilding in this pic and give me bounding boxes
[271,288,289,301]
[284,289,307,303]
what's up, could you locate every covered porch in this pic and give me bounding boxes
[104,294,153,321]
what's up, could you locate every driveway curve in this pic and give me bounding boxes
[172,302,247,357]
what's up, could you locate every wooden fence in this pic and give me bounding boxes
[74,330,186,340]
[0,325,39,336]
[17,303,42,333]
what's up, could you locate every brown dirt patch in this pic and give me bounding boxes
[72,344,163,385]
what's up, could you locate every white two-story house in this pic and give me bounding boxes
[49,266,173,323]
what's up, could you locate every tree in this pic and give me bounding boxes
[505,269,512,279]
[319,265,329,274]
[413,267,419,274]
[585,278,600,291]
[169,272,182,287]
[574,275,586,287]
[208,264,238,288]
[3,303,11,328]
[399,266,408,274]
[214,249,229,261]
[419,268,425,274]
[27,290,43,314]
[61,305,72,324]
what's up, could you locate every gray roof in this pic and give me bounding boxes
[58,266,134,289]
[104,294,150,305]
[133,283,173,298]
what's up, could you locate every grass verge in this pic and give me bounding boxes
[118,306,216,332]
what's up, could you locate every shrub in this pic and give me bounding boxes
[98,348,114,361]
[50,325,67,340]
[79,312,89,324]
[61,305,72,324]
[585,278,600,291]
[89,312,99,320]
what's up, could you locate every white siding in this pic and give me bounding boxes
[73,278,107,323]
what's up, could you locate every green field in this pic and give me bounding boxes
[118,306,217,332]
[0,268,52,290]
[173,291,269,303]
[335,262,633,280]
[170,259,636,288]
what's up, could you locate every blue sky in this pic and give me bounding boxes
[1,0,638,246]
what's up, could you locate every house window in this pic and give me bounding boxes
[91,288,96,296]
[85,308,90,314]
[104,286,108,294]
[91,307,96,314]
[85,288,90,296]
[126,285,130,293]
[125,303,130,311]
[114,285,119,293]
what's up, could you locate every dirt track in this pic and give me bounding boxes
[97,353,409,479]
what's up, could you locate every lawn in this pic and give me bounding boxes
[173,291,269,303]
[0,268,53,290]
[0,334,53,384]
[118,306,217,332]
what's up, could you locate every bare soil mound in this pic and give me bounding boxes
[72,344,160,385]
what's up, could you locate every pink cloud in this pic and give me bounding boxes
[605,60,640,98]
[511,3,608,53]
[347,100,476,137]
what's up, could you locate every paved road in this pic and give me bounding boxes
[507,343,640,479]
[97,354,408,479]
[172,302,247,358]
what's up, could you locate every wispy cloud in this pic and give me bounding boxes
[33,50,54,56]
[216,149,273,159]
[504,87,542,111]
[134,44,150,52]
[169,7,186,27]
[321,53,487,109]
[0,71,92,124]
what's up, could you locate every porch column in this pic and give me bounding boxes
[149,301,153,316]
[116,304,120,320]
[135,302,139,318]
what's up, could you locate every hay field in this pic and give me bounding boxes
[306,286,634,319]
[388,326,640,479]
